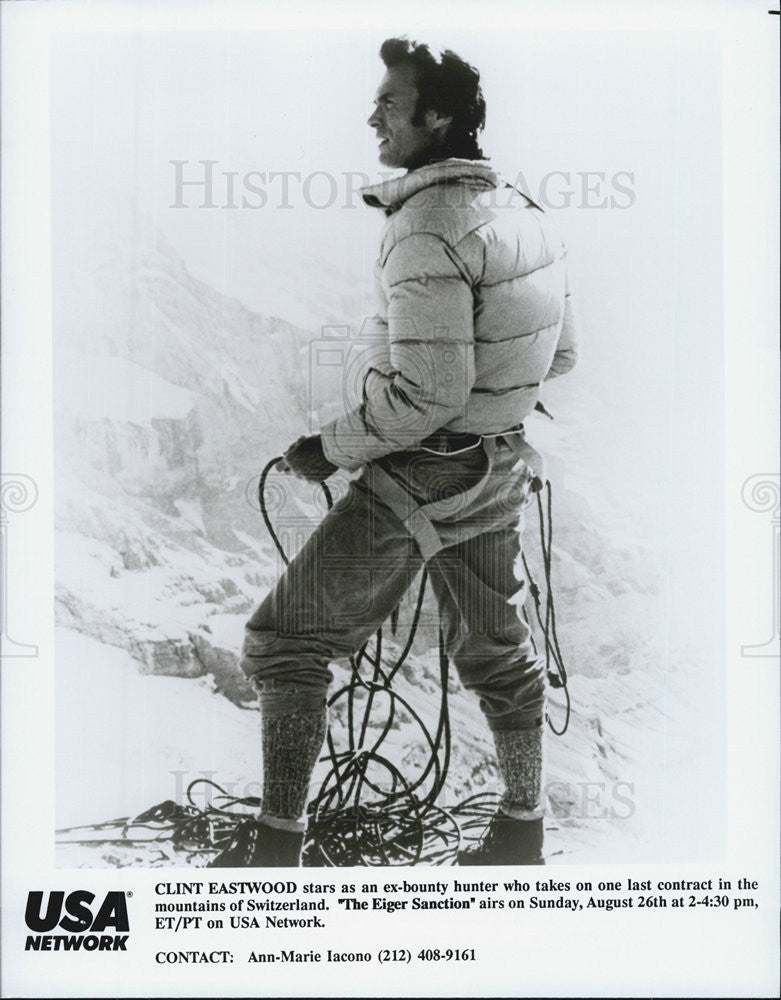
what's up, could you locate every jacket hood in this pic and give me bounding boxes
[361,159,500,212]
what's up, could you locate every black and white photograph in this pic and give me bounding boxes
[50,24,725,870]
[1,1,778,997]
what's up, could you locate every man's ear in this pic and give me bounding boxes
[424,108,453,137]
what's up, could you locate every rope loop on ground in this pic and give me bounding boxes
[54,454,568,866]
[255,457,569,866]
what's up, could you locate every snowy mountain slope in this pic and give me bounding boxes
[53,234,722,866]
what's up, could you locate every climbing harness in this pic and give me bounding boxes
[55,439,569,867]
[255,445,569,865]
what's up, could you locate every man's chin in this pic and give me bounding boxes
[377,145,402,169]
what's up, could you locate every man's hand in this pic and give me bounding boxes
[276,434,338,483]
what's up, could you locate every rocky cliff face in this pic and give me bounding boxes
[54,236,314,701]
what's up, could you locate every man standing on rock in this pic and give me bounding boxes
[210,37,578,867]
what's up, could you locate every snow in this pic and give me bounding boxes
[56,353,195,424]
[56,630,259,827]
[52,232,724,869]
[173,498,207,535]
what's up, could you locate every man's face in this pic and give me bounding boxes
[367,64,444,170]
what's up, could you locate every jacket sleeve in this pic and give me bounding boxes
[544,248,579,380]
[321,233,476,470]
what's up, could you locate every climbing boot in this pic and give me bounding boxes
[457,813,544,866]
[208,817,304,868]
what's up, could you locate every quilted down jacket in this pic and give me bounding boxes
[320,159,578,470]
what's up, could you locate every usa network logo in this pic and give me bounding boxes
[24,890,130,952]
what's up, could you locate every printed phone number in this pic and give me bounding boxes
[379,948,476,964]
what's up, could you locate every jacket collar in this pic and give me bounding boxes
[361,158,499,212]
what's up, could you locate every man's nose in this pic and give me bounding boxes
[367,106,383,128]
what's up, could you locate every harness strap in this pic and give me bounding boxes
[365,439,498,561]
[501,435,546,493]
[364,464,444,560]
[365,433,546,562]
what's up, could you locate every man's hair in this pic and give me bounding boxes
[379,37,487,160]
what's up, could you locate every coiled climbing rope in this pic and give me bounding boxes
[256,456,569,866]
[258,458,493,865]
[55,454,568,867]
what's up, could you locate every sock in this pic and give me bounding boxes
[260,709,327,827]
[493,727,544,821]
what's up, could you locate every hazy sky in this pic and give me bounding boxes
[51,29,721,325]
